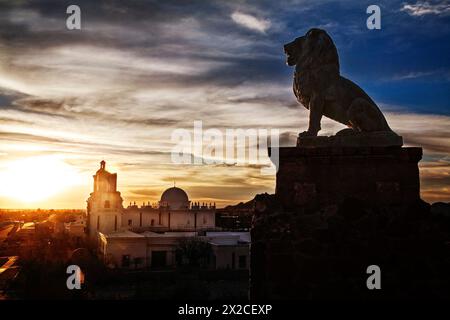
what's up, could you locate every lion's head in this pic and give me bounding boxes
[284,28,339,71]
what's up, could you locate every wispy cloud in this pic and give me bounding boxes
[400,1,450,17]
[231,11,271,33]
[390,70,439,80]
[0,0,449,207]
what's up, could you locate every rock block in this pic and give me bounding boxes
[250,146,450,300]
[271,146,422,209]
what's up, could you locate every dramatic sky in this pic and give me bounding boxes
[0,0,449,208]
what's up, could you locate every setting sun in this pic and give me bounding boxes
[0,156,82,203]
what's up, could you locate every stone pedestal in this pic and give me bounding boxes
[275,146,422,210]
[250,144,450,300]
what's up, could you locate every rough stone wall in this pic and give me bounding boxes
[250,147,450,300]
[275,146,422,209]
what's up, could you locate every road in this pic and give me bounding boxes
[0,256,19,300]
[0,224,20,299]
[0,256,17,275]
[0,225,14,243]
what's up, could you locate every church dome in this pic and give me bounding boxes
[160,187,189,210]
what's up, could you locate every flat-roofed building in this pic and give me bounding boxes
[87,161,249,270]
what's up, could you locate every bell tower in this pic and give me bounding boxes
[86,161,123,238]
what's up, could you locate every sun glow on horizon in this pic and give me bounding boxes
[0,156,82,203]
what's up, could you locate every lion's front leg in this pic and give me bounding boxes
[300,94,323,137]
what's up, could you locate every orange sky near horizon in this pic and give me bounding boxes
[0,112,449,210]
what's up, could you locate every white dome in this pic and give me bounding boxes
[160,187,189,210]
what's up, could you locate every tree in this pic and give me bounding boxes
[175,237,212,268]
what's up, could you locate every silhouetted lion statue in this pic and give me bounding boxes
[284,28,393,137]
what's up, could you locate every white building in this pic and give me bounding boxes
[64,215,86,237]
[87,161,250,270]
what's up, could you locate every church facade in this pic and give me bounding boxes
[86,161,250,270]
[87,161,216,236]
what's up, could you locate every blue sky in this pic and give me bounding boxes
[0,0,449,208]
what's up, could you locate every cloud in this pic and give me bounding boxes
[400,1,450,17]
[130,188,160,197]
[0,0,449,207]
[231,11,271,33]
[390,70,439,80]
[386,112,450,154]
[420,157,450,202]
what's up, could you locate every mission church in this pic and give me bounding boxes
[86,161,250,270]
